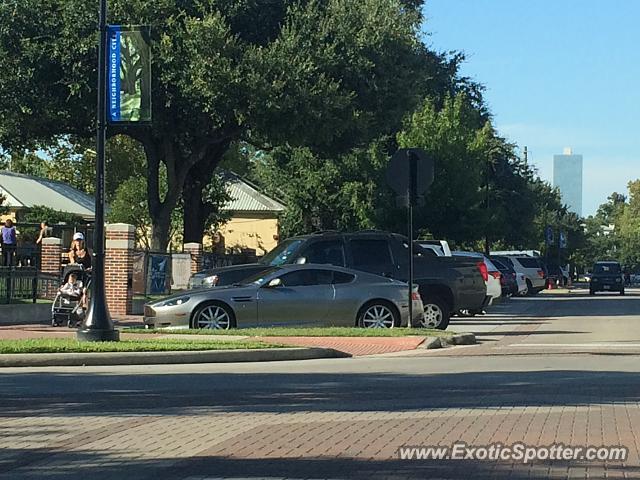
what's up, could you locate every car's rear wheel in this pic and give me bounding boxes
[418,296,450,330]
[357,301,398,328]
[192,302,235,330]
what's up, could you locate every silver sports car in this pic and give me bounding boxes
[144,264,424,329]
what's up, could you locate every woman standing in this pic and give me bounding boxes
[1,219,17,266]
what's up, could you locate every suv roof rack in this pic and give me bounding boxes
[311,230,340,235]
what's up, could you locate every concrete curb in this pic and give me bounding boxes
[0,347,350,368]
[421,333,476,349]
[422,337,443,349]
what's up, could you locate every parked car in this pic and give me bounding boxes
[146,264,424,329]
[589,261,624,295]
[491,257,528,296]
[189,231,488,329]
[491,255,546,294]
[453,251,501,307]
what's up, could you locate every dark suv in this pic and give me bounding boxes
[189,231,488,329]
[590,261,624,295]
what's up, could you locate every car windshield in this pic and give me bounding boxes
[259,240,305,266]
[239,267,282,286]
[594,263,621,274]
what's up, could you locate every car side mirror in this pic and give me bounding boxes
[266,278,283,288]
[295,257,307,265]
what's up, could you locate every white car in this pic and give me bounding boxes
[491,255,546,294]
[417,240,452,257]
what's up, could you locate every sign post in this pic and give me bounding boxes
[386,148,434,327]
[78,7,151,342]
[77,0,119,342]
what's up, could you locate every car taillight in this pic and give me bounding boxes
[477,261,489,282]
[411,285,421,301]
[537,270,545,278]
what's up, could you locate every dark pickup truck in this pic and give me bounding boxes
[189,231,488,329]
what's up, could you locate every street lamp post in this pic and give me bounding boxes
[77,0,119,342]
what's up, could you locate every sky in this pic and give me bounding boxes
[422,0,640,216]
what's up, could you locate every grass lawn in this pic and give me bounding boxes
[0,338,281,354]
[125,327,454,338]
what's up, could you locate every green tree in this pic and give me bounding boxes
[395,94,488,243]
[1,0,441,249]
[18,205,86,243]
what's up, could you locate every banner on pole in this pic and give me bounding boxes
[559,231,568,249]
[545,225,554,246]
[107,25,151,123]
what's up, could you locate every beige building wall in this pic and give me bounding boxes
[1,210,17,223]
[214,214,280,255]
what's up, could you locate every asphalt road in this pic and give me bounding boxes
[2,288,640,480]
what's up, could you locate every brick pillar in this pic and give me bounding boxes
[105,223,135,316]
[41,237,62,299]
[41,237,62,275]
[184,242,203,274]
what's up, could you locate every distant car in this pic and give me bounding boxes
[491,255,546,295]
[589,261,624,295]
[145,264,425,329]
[491,257,528,296]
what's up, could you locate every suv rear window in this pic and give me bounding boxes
[594,263,621,274]
[517,257,542,269]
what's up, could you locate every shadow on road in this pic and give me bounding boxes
[1,446,634,480]
[1,369,640,417]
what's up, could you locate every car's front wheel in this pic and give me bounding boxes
[417,296,450,330]
[357,301,398,328]
[192,302,235,330]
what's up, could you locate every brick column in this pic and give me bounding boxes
[41,237,62,299]
[184,242,203,274]
[41,237,62,275]
[105,223,135,316]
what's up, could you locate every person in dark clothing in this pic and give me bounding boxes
[1,219,17,266]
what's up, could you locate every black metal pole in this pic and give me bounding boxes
[407,151,418,328]
[77,0,119,342]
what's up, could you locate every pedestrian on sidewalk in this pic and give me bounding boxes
[35,221,52,246]
[1,219,17,266]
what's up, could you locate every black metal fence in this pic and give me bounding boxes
[0,267,60,304]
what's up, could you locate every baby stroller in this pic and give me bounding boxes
[51,264,90,328]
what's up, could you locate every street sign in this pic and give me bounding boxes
[386,148,435,200]
[386,148,435,328]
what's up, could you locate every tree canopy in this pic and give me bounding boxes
[1,0,448,249]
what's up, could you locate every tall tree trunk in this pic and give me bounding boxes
[182,144,230,244]
[182,176,208,244]
[150,209,173,251]
[142,134,183,251]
